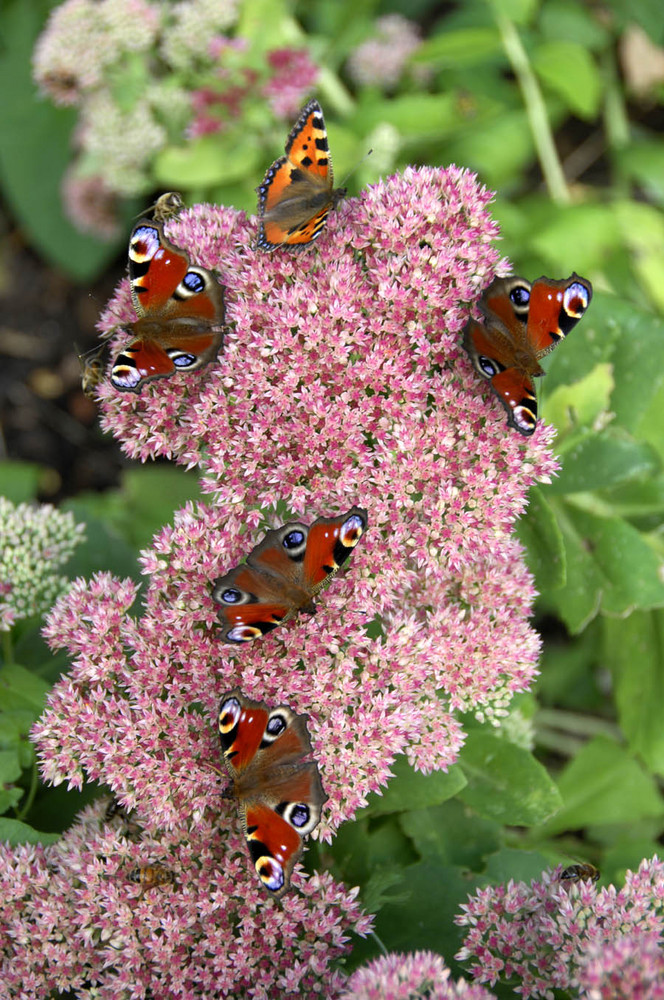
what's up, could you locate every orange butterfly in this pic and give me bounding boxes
[256,99,346,250]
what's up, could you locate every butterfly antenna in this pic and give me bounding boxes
[338,148,373,190]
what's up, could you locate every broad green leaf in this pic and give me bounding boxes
[0,749,22,784]
[488,0,538,25]
[515,484,566,591]
[528,205,621,275]
[0,663,50,714]
[541,291,623,394]
[413,28,501,66]
[532,41,602,118]
[457,731,562,826]
[326,816,416,889]
[542,363,614,435]
[545,498,603,632]
[604,612,664,774]
[400,799,501,868]
[540,1,610,50]
[357,93,469,143]
[154,134,262,188]
[0,1,121,280]
[0,461,42,502]
[0,817,60,846]
[371,861,479,973]
[0,787,23,813]
[483,847,551,884]
[358,756,466,817]
[562,506,664,616]
[445,109,536,187]
[548,431,660,494]
[539,736,664,835]
[618,140,664,206]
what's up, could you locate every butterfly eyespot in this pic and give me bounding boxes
[283,530,306,549]
[339,515,365,548]
[220,588,242,604]
[226,624,264,642]
[169,351,198,369]
[219,696,242,732]
[563,282,591,317]
[512,405,537,434]
[256,856,285,893]
[478,355,500,378]
[509,284,530,307]
[289,803,310,828]
[182,271,206,294]
[261,711,289,745]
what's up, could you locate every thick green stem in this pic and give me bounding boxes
[496,13,571,205]
[16,761,39,823]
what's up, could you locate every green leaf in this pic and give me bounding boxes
[400,799,501,868]
[548,430,661,494]
[528,205,621,275]
[445,108,536,188]
[0,787,23,813]
[457,731,562,825]
[539,735,664,835]
[0,663,50,714]
[532,41,602,118]
[542,363,614,435]
[0,817,60,846]
[413,28,501,67]
[604,611,664,774]
[0,748,22,784]
[358,756,467,817]
[154,134,261,189]
[515,485,566,591]
[371,861,479,972]
[483,847,552,884]
[618,140,664,207]
[545,499,603,632]
[0,1,121,280]
[0,461,42,502]
[488,0,538,25]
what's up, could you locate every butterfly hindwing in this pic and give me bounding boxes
[212,507,367,643]
[256,99,346,250]
[218,689,326,897]
[463,273,592,436]
[108,220,225,392]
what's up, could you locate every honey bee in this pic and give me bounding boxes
[79,344,107,397]
[128,865,175,899]
[560,863,599,883]
[103,798,142,841]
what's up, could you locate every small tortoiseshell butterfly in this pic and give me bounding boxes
[256,99,346,251]
[463,273,592,435]
[218,688,326,897]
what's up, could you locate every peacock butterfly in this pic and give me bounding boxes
[105,219,226,392]
[218,688,326,898]
[463,273,593,435]
[256,99,346,251]
[212,506,367,643]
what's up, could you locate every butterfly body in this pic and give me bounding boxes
[218,689,326,898]
[256,99,346,250]
[463,274,592,435]
[212,506,367,642]
[107,220,226,392]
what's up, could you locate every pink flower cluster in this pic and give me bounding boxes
[0,798,370,998]
[346,14,422,89]
[24,166,559,994]
[456,859,664,998]
[341,951,497,999]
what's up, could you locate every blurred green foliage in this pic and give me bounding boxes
[1,0,664,993]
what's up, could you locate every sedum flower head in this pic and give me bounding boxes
[0,498,85,631]
[340,950,498,998]
[455,859,664,998]
[347,14,422,89]
[37,168,556,842]
[0,799,371,998]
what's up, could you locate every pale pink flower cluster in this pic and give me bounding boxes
[24,166,559,994]
[0,798,370,998]
[263,48,319,118]
[456,859,664,998]
[347,14,422,89]
[61,168,121,240]
[340,951,497,999]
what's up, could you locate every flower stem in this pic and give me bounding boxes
[16,761,39,822]
[496,13,571,205]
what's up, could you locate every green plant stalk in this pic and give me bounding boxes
[16,761,39,823]
[496,13,571,205]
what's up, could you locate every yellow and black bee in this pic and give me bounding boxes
[128,864,175,899]
[560,863,599,883]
